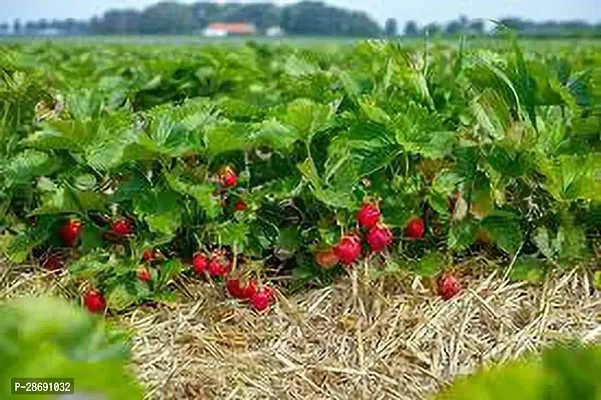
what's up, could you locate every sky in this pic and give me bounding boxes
[2,0,601,26]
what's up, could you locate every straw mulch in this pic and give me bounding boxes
[1,260,600,400]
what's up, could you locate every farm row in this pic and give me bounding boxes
[0,36,599,313]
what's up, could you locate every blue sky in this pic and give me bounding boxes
[2,0,601,25]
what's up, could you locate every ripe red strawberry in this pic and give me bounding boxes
[41,253,64,271]
[366,225,393,252]
[357,202,381,229]
[220,167,238,188]
[226,278,257,300]
[83,290,106,314]
[234,200,247,211]
[142,249,155,262]
[191,253,209,274]
[59,219,82,247]
[333,235,362,265]
[404,216,425,239]
[138,268,152,282]
[436,273,462,301]
[208,252,231,277]
[315,248,339,269]
[240,279,257,299]
[111,219,132,236]
[250,286,273,312]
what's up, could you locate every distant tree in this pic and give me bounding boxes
[404,20,419,37]
[498,17,526,31]
[99,9,142,34]
[192,2,223,29]
[281,1,381,37]
[139,2,195,34]
[13,19,21,35]
[384,18,398,37]
[469,20,485,35]
[25,21,36,33]
[446,20,462,35]
[423,22,441,36]
[224,3,281,30]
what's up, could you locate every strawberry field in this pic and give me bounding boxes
[0,36,600,398]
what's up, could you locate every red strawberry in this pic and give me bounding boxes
[333,235,362,265]
[366,225,393,252]
[111,219,132,236]
[436,273,462,300]
[357,202,381,229]
[241,279,257,299]
[315,248,339,269]
[226,278,257,300]
[83,290,106,314]
[59,219,82,247]
[404,216,425,239]
[138,268,152,282]
[220,167,238,188]
[234,200,247,211]
[41,253,64,271]
[250,286,273,312]
[208,252,231,277]
[223,173,237,188]
[191,253,209,274]
[142,249,155,262]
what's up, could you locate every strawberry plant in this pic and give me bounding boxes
[0,35,599,314]
[0,296,142,399]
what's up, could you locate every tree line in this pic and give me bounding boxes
[2,1,601,38]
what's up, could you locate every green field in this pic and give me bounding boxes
[2,33,600,302]
[3,34,601,49]
[0,34,600,399]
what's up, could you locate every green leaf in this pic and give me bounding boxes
[360,101,391,125]
[204,122,248,156]
[298,159,355,209]
[69,251,116,280]
[510,256,546,282]
[157,259,183,290]
[470,88,512,140]
[412,252,446,278]
[164,172,220,219]
[80,224,106,252]
[4,150,55,186]
[470,174,494,220]
[434,355,544,400]
[448,220,477,251]
[106,284,137,311]
[279,98,335,143]
[594,271,601,291]
[134,189,182,237]
[486,146,531,178]
[481,211,523,254]
[347,120,401,177]
[31,187,106,216]
[533,228,555,260]
[277,227,300,252]
[252,119,298,151]
[0,296,143,399]
[555,223,588,263]
[432,170,463,196]
[6,217,55,263]
[428,192,451,217]
[215,222,248,251]
[541,155,601,202]
[74,174,97,191]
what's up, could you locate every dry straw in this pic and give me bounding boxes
[1,259,600,400]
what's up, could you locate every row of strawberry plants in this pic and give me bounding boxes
[1,37,599,314]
